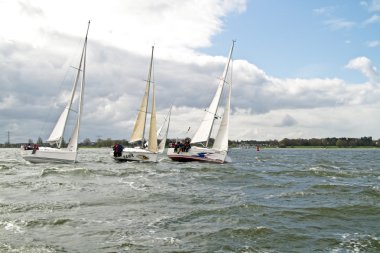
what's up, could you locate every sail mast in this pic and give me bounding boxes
[143,46,154,148]
[47,21,90,149]
[67,20,90,151]
[148,73,157,152]
[206,40,235,147]
[212,45,233,151]
[191,41,235,147]
[129,46,154,147]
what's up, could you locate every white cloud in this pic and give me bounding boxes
[368,0,380,11]
[345,57,380,84]
[363,14,380,25]
[324,19,356,30]
[366,40,380,47]
[313,6,335,16]
[0,0,245,59]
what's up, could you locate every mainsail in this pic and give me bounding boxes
[148,80,157,152]
[68,31,88,152]
[130,46,155,145]
[47,21,90,149]
[191,41,235,147]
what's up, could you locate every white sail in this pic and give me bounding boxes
[47,105,71,145]
[213,81,231,151]
[130,46,154,145]
[68,36,87,152]
[47,22,89,148]
[166,41,235,164]
[213,43,234,151]
[47,70,80,146]
[191,41,235,146]
[190,79,224,145]
[158,106,172,153]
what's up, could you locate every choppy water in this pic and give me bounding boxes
[1,148,379,252]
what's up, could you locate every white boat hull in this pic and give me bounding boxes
[20,147,77,163]
[167,146,230,164]
[112,147,158,162]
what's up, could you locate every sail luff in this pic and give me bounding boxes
[191,41,235,146]
[68,23,89,151]
[129,46,154,145]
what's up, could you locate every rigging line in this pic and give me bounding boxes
[203,108,221,118]
[70,66,83,71]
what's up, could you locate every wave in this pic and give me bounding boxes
[40,167,93,177]
[332,233,380,252]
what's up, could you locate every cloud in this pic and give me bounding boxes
[345,57,380,84]
[313,6,335,16]
[0,0,246,58]
[19,1,44,17]
[324,19,356,30]
[366,40,380,47]
[367,0,380,11]
[363,14,380,25]
[276,114,297,127]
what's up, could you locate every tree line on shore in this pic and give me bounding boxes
[234,136,379,148]
[1,136,379,148]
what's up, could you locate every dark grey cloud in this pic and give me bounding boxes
[276,114,297,127]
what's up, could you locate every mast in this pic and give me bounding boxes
[68,20,90,151]
[206,40,235,147]
[142,46,154,148]
[147,72,157,152]
[48,21,90,148]
[191,40,235,147]
[129,46,154,148]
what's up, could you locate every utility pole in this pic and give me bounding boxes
[5,131,10,147]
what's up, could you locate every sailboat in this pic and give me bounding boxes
[167,41,235,164]
[112,46,161,162]
[20,21,90,163]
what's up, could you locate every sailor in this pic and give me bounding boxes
[113,143,119,157]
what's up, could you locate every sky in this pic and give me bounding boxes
[0,0,379,144]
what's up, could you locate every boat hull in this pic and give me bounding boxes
[20,147,77,163]
[167,147,229,164]
[112,147,158,162]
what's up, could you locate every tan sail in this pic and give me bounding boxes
[130,46,154,144]
[148,81,158,152]
[129,79,150,143]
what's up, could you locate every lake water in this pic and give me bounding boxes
[1,148,379,252]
